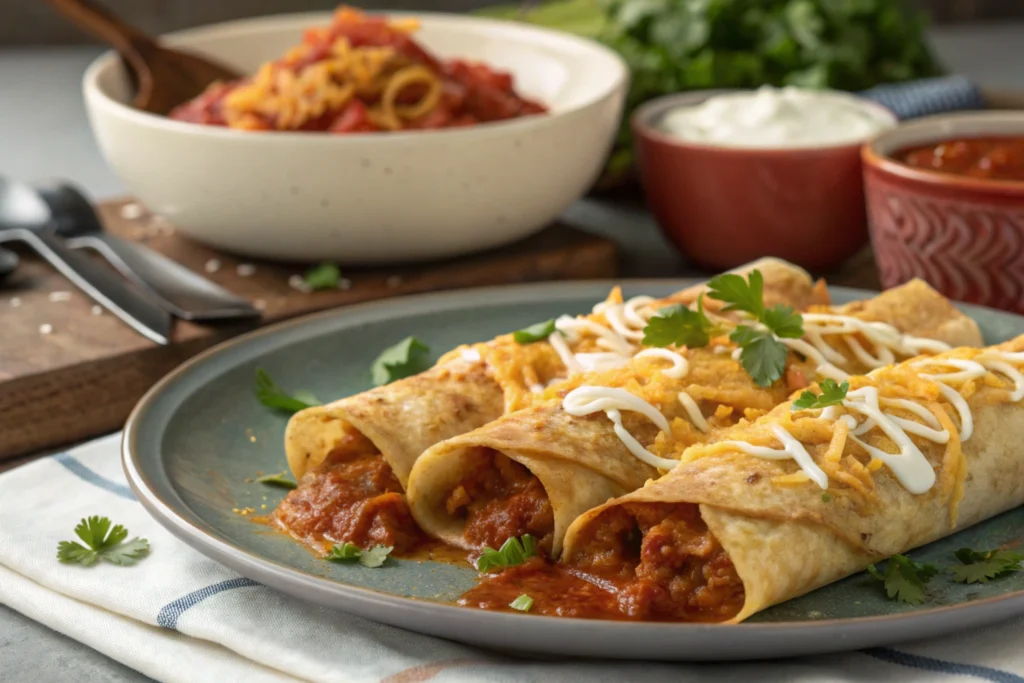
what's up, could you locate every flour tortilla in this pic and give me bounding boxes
[285,258,821,484]
[406,279,982,555]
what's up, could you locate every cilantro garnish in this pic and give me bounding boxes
[866,554,938,605]
[514,319,556,344]
[253,471,298,490]
[325,542,393,568]
[642,294,718,348]
[821,492,833,503]
[303,263,342,291]
[475,534,538,572]
[56,516,150,567]
[708,270,805,387]
[950,548,1024,584]
[371,336,431,386]
[255,369,321,413]
[793,379,850,411]
[509,594,534,612]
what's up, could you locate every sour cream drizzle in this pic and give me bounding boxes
[559,299,975,478]
[717,350,1024,493]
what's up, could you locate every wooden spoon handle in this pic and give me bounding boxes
[44,0,155,54]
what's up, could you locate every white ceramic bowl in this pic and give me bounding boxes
[83,12,628,263]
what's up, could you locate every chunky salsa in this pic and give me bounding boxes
[896,136,1024,182]
[170,7,546,133]
[459,502,745,621]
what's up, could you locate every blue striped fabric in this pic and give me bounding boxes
[156,578,261,630]
[53,452,137,501]
[859,75,986,121]
[865,647,1024,683]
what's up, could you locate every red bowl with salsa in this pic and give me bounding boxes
[863,112,1024,313]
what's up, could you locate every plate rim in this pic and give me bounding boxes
[122,279,1024,660]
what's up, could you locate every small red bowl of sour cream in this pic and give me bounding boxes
[633,87,897,271]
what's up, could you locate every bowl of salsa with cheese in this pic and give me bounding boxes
[863,112,1024,313]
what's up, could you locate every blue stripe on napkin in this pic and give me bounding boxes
[53,452,137,501]
[859,75,986,121]
[157,578,262,630]
[865,647,1024,682]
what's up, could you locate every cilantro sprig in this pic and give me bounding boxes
[57,516,150,567]
[325,542,393,568]
[255,369,321,414]
[950,548,1024,584]
[371,336,431,386]
[866,555,938,605]
[303,263,342,291]
[514,319,556,344]
[253,471,298,490]
[708,270,805,387]
[476,534,538,572]
[792,379,850,411]
[642,294,719,348]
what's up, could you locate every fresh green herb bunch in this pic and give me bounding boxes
[476,0,942,181]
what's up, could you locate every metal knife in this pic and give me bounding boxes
[0,228,172,345]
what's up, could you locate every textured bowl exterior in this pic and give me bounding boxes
[633,91,892,271]
[83,13,627,264]
[864,112,1024,313]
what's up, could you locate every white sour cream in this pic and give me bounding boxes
[659,86,895,149]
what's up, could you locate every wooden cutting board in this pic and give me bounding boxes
[0,199,619,459]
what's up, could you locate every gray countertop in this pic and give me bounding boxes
[3,23,1024,682]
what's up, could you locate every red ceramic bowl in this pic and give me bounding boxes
[863,112,1024,314]
[633,90,896,271]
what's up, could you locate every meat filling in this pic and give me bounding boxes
[273,447,424,554]
[443,449,555,554]
[459,503,745,622]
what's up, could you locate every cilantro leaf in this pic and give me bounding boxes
[514,319,556,344]
[325,542,362,561]
[950,548,1024,584]
[100,538,151,566]
[708,270,765,319]
[509,594,534,612]
[866,554,938,605]
[733,329,789,387]
[255,369,321,413]
[793,379,850,411]
[56,516,149,567]
[642,295,717,348]
[370,337,431,386]
[303,263,342,291]
[709,270,803,387]
[254,471,298,490]
[324,543,393,568]
[761,304,804,339]
[358,545,393,568]
[476,534,538,572]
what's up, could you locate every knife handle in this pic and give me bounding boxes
[0,229,173,345]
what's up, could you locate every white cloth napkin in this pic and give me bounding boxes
[2,433,1024,683]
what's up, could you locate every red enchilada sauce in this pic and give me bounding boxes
[273,439,426,554]
[459,503,745,622]
[897,137,1024,181]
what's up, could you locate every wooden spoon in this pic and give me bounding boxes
[46,0,241,115]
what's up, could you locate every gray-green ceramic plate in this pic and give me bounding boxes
[124,281,1024,661]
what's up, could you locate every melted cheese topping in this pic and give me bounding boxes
[560,308,964,478]
[727,349,1024,495]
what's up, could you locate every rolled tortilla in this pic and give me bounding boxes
[283,257,822,482]
[275,258,823,551]
[406,279,983,557]
[550,336,1024,623]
